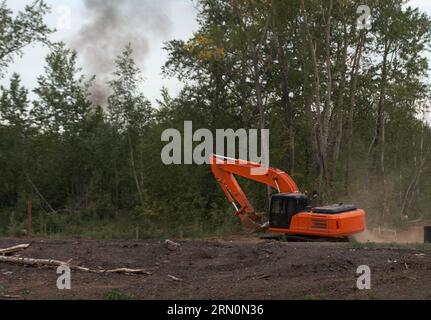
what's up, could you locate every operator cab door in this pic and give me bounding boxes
[270,194,308,230]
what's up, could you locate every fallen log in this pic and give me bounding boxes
[0,256,151,275]
[0,295,22,300]
[0,244,31,256]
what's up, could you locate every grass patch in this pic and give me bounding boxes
[350,241,431,251]
[301,294,318,300]
[104,289,136,300]
[62,292,78,300]
[350,242,376,250]
[408,243,431,251]
[367,292,379,300]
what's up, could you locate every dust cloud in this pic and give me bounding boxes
[354,226,425,244]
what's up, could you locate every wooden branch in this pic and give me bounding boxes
[0,256,151,276]
[168,275,183,282]
[26,175,56,214]
[0,295,22,300]
[105,268,152,275]
[0,244,31,255]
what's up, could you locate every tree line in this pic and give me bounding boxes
[1,0,431,238]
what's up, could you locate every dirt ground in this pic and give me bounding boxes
[0,236,430,300]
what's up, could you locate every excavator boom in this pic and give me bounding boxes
[211,154,299,220]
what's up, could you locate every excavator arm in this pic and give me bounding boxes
[210,154,300,225]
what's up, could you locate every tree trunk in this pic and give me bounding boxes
[232,0,272,203]
[345,33,365,194]
[253,55,272,203]
[331,20,349,182]
[400,128,429,218]
[322,0,334,160]
[128,132,144,207]
[374,43,390,176]
[371,40,391,218]
[276,36,295,174]
[300,0,331,196]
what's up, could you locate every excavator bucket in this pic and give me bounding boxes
[238,214,269,233]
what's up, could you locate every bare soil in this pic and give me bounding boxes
[0,237,430,300]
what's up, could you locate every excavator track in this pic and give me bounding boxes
[258,233,351,243]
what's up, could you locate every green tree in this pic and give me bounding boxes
[0,73,31,208]
[0,0,52,76]
[27,43,94,213]
[0,73,29,129]
[107,44,153,207]
[32,43,93,135]
[108,44,152,133]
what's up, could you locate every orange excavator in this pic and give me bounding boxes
[210,154,365,241]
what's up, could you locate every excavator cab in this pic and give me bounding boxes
[270,193,308,229]
[268,193,364,239]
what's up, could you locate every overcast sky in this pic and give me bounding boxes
[1,0,431,107]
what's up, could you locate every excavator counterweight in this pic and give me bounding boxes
[210,154,365,240]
